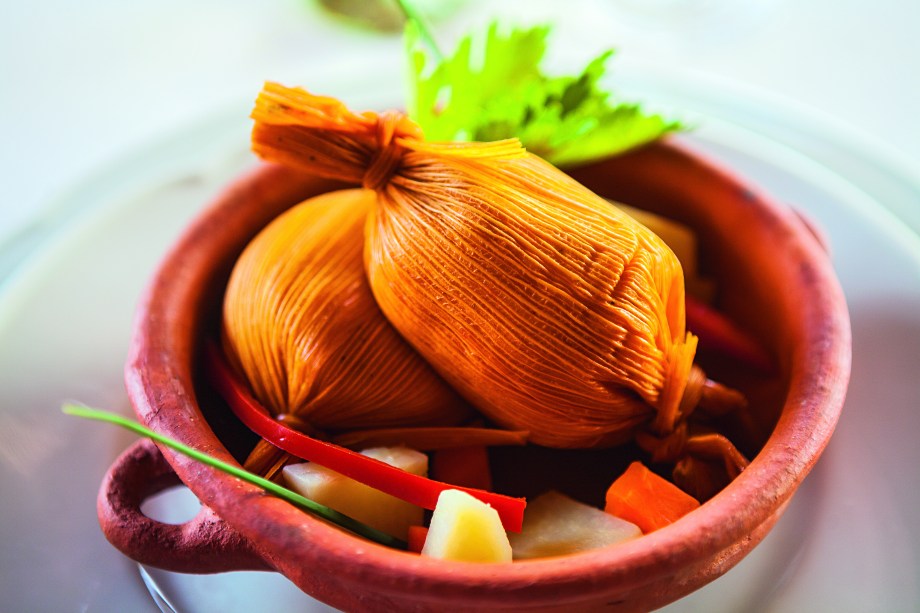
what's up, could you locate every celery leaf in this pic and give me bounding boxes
[405,21,681,166]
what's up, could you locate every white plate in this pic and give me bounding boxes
[1,71,918,612]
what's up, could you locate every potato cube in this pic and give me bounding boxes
[421,489,512,563]
[509,491,641,559]
[282,446,427,540]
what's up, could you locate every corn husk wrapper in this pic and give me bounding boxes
[223,188,486,455]
[248,83,717,450]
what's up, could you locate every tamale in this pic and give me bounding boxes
[222,188,474,460]
[249,83,747,477]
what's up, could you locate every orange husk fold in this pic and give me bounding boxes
[333,426,527,451]
[249,82,738,456]
[224,188,533,473]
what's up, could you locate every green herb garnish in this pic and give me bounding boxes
[62,403,407,549]
[404,19,682,166]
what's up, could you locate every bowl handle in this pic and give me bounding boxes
[97,438,271,573]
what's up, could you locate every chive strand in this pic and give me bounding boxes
[62,404,407,549]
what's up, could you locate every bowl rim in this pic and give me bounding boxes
[123,138,851,606]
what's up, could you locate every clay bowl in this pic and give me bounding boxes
[98,139,850,612]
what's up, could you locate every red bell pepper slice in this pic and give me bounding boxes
[203,342,526,532]
[685,295,776,375]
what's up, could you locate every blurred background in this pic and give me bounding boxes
[2,0,918,244]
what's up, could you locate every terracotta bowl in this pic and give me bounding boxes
[98,140,851,612]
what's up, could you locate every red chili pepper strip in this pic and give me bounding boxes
[685,296,776,375]
[203,342,526,532]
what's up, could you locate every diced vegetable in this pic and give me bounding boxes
[508,491,641,560]
[282,447,428,540]
[407,525,429,554]
[431,446,493,491]
[420,490,512,563]
[605,461,700,533]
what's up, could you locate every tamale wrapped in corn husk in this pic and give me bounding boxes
[223,189,511,473]
[248,83,746,472]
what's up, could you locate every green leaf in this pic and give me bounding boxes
[405,20,682,165]
[62,403,407,549]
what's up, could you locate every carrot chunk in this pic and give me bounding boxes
[431,446,493,491]
[604,461,700,533]
[407,525,429,554]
